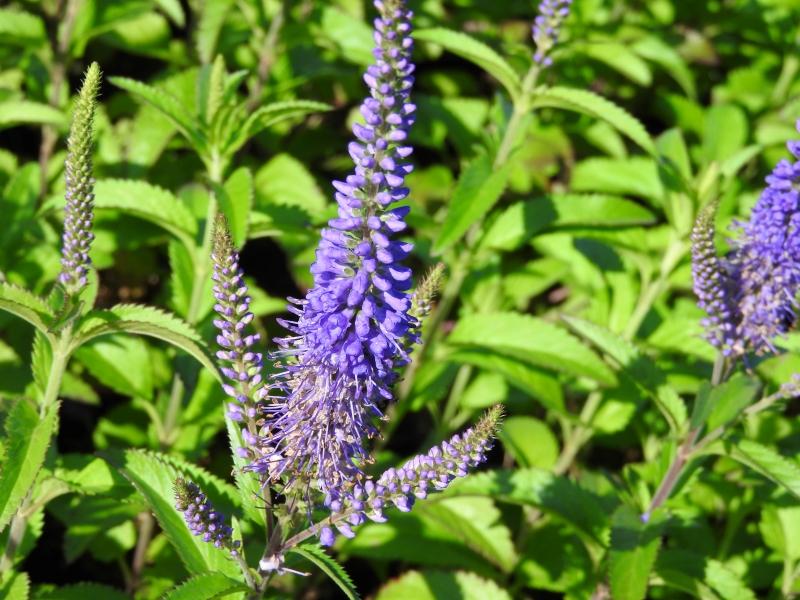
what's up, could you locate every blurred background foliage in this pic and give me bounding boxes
[1,0,800,598]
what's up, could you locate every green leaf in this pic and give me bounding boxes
[446,468,610,545]
[481,194,656,251]
[0,9,45,46]
[217,167,253,248]
[654,551,756,600]
[608,506,661,600]
[704,374,760,432]
[577,41,652,86]
[435,154,509,253]
[109,76,205,150]
[100,449,238,577]
[720,438,800,500]
[289,545,360,600]
[0,101,65,130]
[94,179,197,246]
[34,583,129,600]
[0,400,59,531]
[255,153,327,217]
[163,573,248,600]
[702,104,748,164]
[498,417,559,469]
[0,571,29,600]
[571,157,663,202]
[0,283,52,335]
[74,305,218,378]
[196,0,233,63]
[320,6,374,65]
[74,336,154,400]
[447,312,617,385]
[531,87,656,155]
[415,28,521,100]
[154,0,185,26]
[632,36,696,100]
[226,100,331,155]
[376,570,511,600]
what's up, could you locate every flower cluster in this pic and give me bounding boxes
[261,0,418,495]
[532,0,572,67]
[318,406,501,546]
[410,262,445,321]
[59,62,101,295]
[174,478,240,555]
[691,201,738,354]
[211,216,272,464]
[693,122,800,356]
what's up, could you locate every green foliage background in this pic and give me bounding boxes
[1,0,800,598]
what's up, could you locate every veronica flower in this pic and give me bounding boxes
[59,62,101,295]
[256,0,417,496]
[693,122,800,356]
[211,216,273,465]
[318,406,502,546]
[175,478,240,555]
[532,0,572,67]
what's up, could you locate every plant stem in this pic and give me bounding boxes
[247,4,285,111]
[0,330,71,573]
[494,65,541,169]
[128,512,155,594]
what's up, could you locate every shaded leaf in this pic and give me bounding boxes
[609,506,661,600]
[162,572,248,600]
[289,545,359,600]
[376,570,511,600]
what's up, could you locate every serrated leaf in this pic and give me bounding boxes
[34,583,129,600]
[163,572,248,600]
[0,400,59,531]
[499,417,559,469]
[705,375,760,432]
[0,101,65,130]
[445,468,611,545]
[0,571,29,600]
[0,283,52,335]
[447,312,617,385]
[481,194,656,252]
[531,86,656,155]
[654,550,756,600]
[435,154,509,253]
[109,76,205,150]
[94,179,197,246]
[376,570,511,600]
[720,438,800,499]
[289,545,360,600]
[609,506,661,600]
[74,335,154,400]
[196,0,234,64]
[255,153,327,217]
[225,100,330,155]
[73,305,218,378]
[100,449,238,577]
[415,28,521,100]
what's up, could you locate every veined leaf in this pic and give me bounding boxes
[447,312,617,385]
[226,100,331,155]
[163,573,248,600]
[109,76,205,150]
[705,375,760,432]
[415,28,521,100]
[0,400,59,531]
[73,305,218,377]
[376,570,511,600]
[434,154,509,253]
[0,101,65,130]
[609,506,661,600]
[94,179,197,246]
[217,167,253,248]
[289,545,360,600]
[0,283,52,335]
[718,438,800,500]
[531,86,656,155]
[0,571,29,599]
[445,468,611,545]
[101,449,238,577]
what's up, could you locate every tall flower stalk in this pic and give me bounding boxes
[261,0,418,496]
[59,62,101,296]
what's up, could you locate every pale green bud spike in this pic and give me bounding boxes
[59,62,102,295]
[410,262,445,320]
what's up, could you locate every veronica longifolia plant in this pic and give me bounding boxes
[192,0,502,592]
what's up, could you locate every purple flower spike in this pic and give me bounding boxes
[532,0,572,67]
[319,407,502,546]
[59,62,101,295]
[174,478,240,556]
[259,0,418,496]
[731,124,800,354]
[211,216,274,467]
